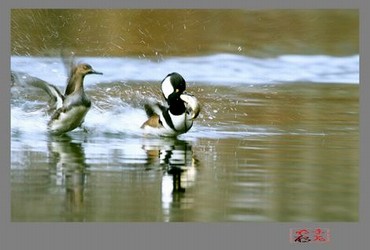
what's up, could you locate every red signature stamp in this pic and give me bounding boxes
[290,228,330,243]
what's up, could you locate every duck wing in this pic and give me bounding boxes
[141,102,167,129]
[143,102,167,117]
[11,71,64,111]
[61,50,76,79]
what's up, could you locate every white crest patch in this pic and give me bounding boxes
[161,76,174,99]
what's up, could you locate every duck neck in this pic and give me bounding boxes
[65,74,85,96]
[168,98,186,115]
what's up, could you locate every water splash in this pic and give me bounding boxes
[11,53,359,140]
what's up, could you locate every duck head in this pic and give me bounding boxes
[161,72,186,101]
[74,63,103,76]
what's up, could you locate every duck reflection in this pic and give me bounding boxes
[47,134,87,221]
[142,138,199,221]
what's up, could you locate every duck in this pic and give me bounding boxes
[47,63,103,135]
[141,72,200,137]
[12,62,102,135]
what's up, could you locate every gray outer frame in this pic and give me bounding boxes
[1,1,368,250]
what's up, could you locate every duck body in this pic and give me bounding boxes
[47,88,92,135]
[141,72,200,137]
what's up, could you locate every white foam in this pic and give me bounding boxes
[11,106,47,134]
[83,106,148,136]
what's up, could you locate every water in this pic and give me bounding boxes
[11,54,359,222]
[11,9,358,57]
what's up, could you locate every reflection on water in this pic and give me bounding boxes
[12,134,198,222]
[48,135,87,221]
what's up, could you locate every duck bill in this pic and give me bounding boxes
[180,93,200,119]
[90,70,103,75]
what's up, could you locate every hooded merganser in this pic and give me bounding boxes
[141,72,200,137]
[47,63,103,135]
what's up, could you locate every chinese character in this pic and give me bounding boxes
[291,228,330,244]
[294,229,311,243]
[313,228,329,242]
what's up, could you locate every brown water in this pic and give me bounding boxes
[10,9,358,222]
[11,9,358,57]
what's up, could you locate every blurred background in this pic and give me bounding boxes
[11,9,358,57]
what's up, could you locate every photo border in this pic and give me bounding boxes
[1,0,368,250]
